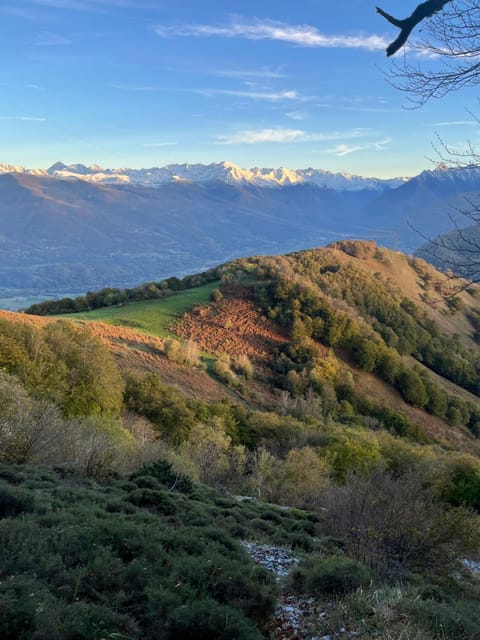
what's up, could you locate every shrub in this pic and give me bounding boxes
[213,355,241,388]
[210,288,223,302]
[446,296,464,315]
[290,555,373,595]
[166,598,262,640]
[124,374,195,443]
[132,460,193,494]
[164,337,201,367]
[0,486,35,518]
[319,469,479,575]
[233,354,254,380]
[396,368,428,408]
[325,435,382,482]
[0,464,278,640]
[409,597,480,640]
[126,488,177,515]
[442,460,480,512]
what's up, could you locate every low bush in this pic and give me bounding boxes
[290,554,373,595]
[0,464,278,640]
[319,469,479,575]
[409,597,480,639]
[0,485,35,518]
[165,598,262,640]
[132,459,194,494]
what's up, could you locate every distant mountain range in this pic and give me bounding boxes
[1,161,480,308]
[0,160,408,191]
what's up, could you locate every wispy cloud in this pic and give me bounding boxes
[0,115,46,121]
[155,18,389,51]
[328,144,364,156]
[218,129,306,144]
[26,0,153,11]
[109,84,165,92]
[109,84,304,102]
[211,68,286,79]
[286,110,308,121]
[33,31,72,45]
[314,95,398,114]
[142,141,178,147]
[209,89,301,101]
[431,120,478,127]
[327,137,392,156]
[216,127,375,145]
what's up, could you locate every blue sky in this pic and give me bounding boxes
[0,0,478,177]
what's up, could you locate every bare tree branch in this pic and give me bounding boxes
[375,5,480,294]
[378,2,480,105]
[377,0,454,56]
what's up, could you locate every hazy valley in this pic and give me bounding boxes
[1,161,480,308]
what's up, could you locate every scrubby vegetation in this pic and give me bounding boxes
[244,243,480,437]
[2,242,480,638]
[0,463,281,639]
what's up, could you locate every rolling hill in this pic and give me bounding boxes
[3,241,480,640]
[22,240,480,452]
[2,163,480,307]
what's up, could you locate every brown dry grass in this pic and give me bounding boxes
[0,310,236,403]
[325,244,479,345]
[349,360,480,453]
[174,285,288,360]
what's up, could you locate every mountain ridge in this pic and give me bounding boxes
[2,163,480,307]
[0,159,409,191]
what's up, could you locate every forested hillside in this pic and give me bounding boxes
[2,241,480,639]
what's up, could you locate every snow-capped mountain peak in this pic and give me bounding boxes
[0,159,410,191]
[414,164,480,186]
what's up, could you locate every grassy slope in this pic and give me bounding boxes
[14,243,480,445]
[59,281,220,338]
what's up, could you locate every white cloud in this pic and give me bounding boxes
[33,31,72,45]
[329,144,364,156]
[109,84,163,91]
[286,110,308,121]
[218,129,306,144]
[432,120,478,127]
[0,115,46,121]
[314,95,399,114]
[211,89,301,101]
[217,127,375,145]
[155,18,389,51]
[212,68,286,79]
[109,84,304,102]
[373,137,392,150]
[327,137,391,156]
[142,142,178,147]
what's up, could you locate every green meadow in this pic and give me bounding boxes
[60,281,220,338]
